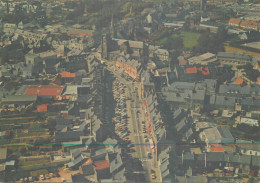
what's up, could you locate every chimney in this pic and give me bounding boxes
[182,150,184,164]
[205,152,207,168]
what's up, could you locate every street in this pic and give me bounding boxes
[106,64,159,182]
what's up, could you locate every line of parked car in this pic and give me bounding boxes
[112,79,131,143]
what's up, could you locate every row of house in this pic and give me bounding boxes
[115,55,142,81]
[229,18,260,31]
[143,93,167,163]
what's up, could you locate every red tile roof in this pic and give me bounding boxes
[211,146,225,152]
[185,67,197,74]
[82,158,93,166]
[257,77,260,85]
[179,59,187,66]
[190,20,195,25]
[229,18,241,25]
[197,67,210,75]
[157,69,166,73]
[37,104,47,112]
[5,130,11,136]
[233,77,245,85]
[25,85,64,96]
[93,160,110,170]
[62,113,68,119]
[60,71,75,78]
[240,20,259,29]
[249,170,255,176]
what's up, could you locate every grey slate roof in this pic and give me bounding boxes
[72,150,81,159]
[241,97,260,107]
[0,148,7,160]
[213,95,236,107]
[1,95,37,103]
[82,163,95,176]
[109,153,123,173]
[219,84,252,95]
[252,156,260,167]
[68,155,84,168]
[183,152,194,161]
[217,52,251,61]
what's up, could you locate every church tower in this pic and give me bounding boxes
[200,0,207,11]
[5,0,9,14]
[110,14,116,39]
[101,34,108,60]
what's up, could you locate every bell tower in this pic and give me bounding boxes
[101,34,108,60]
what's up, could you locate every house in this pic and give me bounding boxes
[24,85,64,99]
[0,148,7,163]
[115,56,142,81]
[71,173,89,183]
[199,126,234,145]
[240,117,259,127]
[199,21,219,33]
[110,38,149,62]
[25,52,42,65]
[1,95,37,107]
[209,95,236,109]
[240,20,259,30]
[218,84,260,97]
[140,70,155,95]
[56,71,76,84]
[229,18,241,27]
[176,176,207,183]
[81,158,95,174]
[252,156,260,169]
[0,164,5,182]
[241,97,260,111]
[253,61,260,72]
[55,121,89,143]
[188,53,217,65]
[162,87,205,110]
[237,141,260,156]
[150,47,169,61]
[92,115,104,142]
[67,28,93,37]
[233,77,247,85]
[3,23,17,33]
[93,160,111,179]
[68,154,85,170]
[109,151,124,178]
[144,93,167,158]
[217,52,251,65]
[158,147,172,182]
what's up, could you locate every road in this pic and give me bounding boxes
[106,64,156,182]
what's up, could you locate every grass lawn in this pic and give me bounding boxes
[15,130,47,138]
[156,31,201,49]
[181,32,201,49]
[19,159,50,168]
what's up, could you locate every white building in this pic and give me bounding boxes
[240,117,259,127]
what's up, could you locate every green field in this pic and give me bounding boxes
[19,159,50,169]
[157,31,201,49]
[181,32,201,49]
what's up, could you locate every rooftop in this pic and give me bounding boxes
[0,148,7,160]
[25,85,64,96]
[185,67,197,74]
[60,71,76,78]
[93,160,110,170]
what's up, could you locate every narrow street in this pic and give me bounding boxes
[106,64,158,182]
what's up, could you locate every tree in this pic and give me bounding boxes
[20,147,27,156]
[195,32,210,53]
[163,37,184,51]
